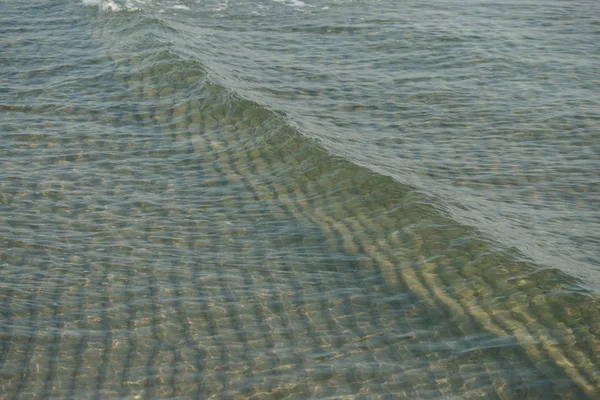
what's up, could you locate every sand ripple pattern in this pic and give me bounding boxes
[0,1,599,399]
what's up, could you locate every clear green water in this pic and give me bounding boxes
[1,0,599,398]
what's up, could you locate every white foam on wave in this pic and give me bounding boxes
[82,0,194,13]
[271,0,311,8]
[81,0,142,12]
[172,4,191,10]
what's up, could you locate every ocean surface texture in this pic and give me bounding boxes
[1,0,599,398]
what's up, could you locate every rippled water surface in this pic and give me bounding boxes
[1,0,599,398]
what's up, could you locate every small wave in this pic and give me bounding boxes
[81,0,142,12]
[81,0,193,13]
[271,0,311,9]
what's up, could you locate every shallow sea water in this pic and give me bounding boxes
[1,0,599,398]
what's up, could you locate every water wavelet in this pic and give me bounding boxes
[1,1,598,398]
